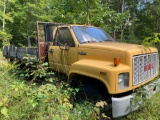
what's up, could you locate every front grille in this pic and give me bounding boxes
[133,53,159,85]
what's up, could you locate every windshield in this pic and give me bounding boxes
[71,26,115,44]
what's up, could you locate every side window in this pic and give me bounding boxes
[53,27,75,47]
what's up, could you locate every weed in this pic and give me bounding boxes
[0,61,99,120]
[0,51,160,120]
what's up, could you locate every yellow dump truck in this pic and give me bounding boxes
[2,21,160,118]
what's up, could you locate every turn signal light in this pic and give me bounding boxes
[114,58,120,66]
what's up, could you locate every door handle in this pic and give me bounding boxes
[48,49,54,53]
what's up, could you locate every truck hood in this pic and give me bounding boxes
[78,42,158,65]
[78,42,157,53]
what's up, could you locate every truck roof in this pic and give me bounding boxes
[57,24,95,28]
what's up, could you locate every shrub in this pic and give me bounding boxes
[143,33,160,47]
[0,61,104,120]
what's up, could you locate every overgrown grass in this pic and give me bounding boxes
[0,76,98,120]
[117,91,160,120]
[0,51,160,120]
[0,52,109,120]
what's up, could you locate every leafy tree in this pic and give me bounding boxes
[6,0,52,46]
[0,0,160,47]
[132,0,160,43]
[150,0,160,32]
[0,0,13,46]
[143,33,160,50]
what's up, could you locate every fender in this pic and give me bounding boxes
[69,59,117,94]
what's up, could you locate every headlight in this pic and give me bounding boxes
[118,73,129,90]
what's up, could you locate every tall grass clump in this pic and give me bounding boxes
[1,51,159,120]
[0,55,110,120]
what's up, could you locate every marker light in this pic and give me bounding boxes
[114,58,120,66]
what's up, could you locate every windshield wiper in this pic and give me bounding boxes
[81,40,97,43]
[103,39,113,42]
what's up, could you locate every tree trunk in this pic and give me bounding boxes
[27,1,31,47]
[156,11,159,32]
[120,0,124,42]
[2,0,6,32]
[120,29,124,42]
[87,0,90,24]
[112,30,116,40]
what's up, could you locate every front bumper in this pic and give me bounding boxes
[112,78,160,118]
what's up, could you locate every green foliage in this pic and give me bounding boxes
[0,0,14,46]
[1,60,160,119]
[8,61,54,83]
[0,31,12,46]
[0,0,133,45]
[4,0,53,46]
[0,0,160,45]
[131,87,148,108]
[116,78,160,120]
[143,33,160,47]
[117,92,160,120]
[0,61,100,120]
[0,49,112,119]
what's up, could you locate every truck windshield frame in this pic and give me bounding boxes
[71,26,115,44]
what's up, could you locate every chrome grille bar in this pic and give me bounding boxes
[133,53,159,85]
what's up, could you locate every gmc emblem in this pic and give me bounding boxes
[144,63,154,71]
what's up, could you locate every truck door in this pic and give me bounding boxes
[48,27,78,74]
[37,22,57,62]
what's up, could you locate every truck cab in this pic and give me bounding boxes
[45,23,159,94]
[3,21,160,118]
[45,23,159,118]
